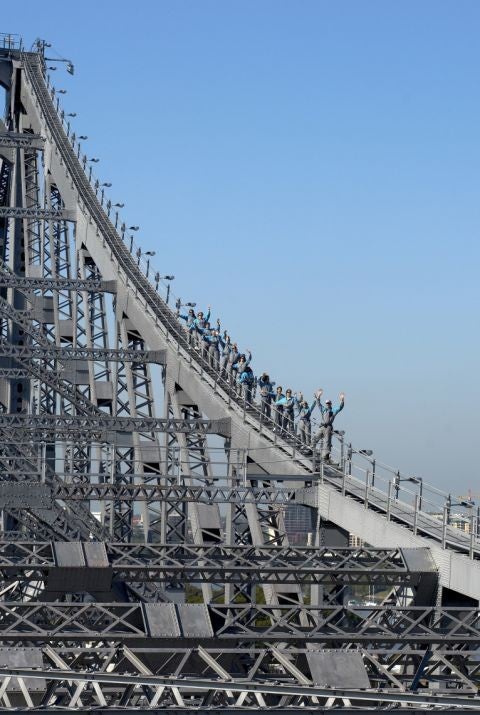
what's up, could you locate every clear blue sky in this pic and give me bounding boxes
[4,1,480,495]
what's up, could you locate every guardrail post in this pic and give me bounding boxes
[445,494,452,525]
[386,481,392,521]
[341,462,346,496]
[469,507,475,559]
[418,478,423,512]
[364,470,369,508]
[371,458,376,487]
[413,494,419,535]
[339,435,345,470]
[442,506,448,549]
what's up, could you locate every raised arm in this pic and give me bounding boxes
[333,393,345,416]
[314,388,325,414]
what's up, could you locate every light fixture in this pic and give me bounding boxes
[129,225,139,231]
[145,251,155,278]
[102,182,112,188]
[114,203,124,208]
[79,135,88,140]
[153,272,175,302]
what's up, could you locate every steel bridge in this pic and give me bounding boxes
[0,35,478,710]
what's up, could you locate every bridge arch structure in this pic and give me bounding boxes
[0,37,478,710]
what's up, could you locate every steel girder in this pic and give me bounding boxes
[0,273,116,292]
[0,601,476,644]
[0,542,434,587]
[0,206,75,221]
[0,342,165,364]
[0,645,477,708]
[0,131,44,149]
[0,413,231,438]
[51,482,301,504]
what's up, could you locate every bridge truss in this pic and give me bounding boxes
[0,36,478,710]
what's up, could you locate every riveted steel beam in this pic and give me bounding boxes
[0,273,116,292]
[0,344,165,364]
[0,131,44,149]
[0,414,231,437]
[0,206,76,221]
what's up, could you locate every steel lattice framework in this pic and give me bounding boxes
[0,37,478,711]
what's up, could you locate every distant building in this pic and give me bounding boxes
[284,504,315,545]
[430,512,471,533]
[349,533,364,547]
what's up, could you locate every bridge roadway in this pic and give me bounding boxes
[20,52,480,602]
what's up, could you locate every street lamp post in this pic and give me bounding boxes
[145,251,156,278]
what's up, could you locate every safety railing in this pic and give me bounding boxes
[0,34,22,51]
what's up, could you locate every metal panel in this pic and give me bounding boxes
[84,541,109,568]
[196,503,221,531]
[53,542,85,567]
[177,604,213,638]
[401,547,437,573]
[0,482,51,508]
[0,648,45,691]
[306,651,370,688]
[143,603,180,638]
[49,542,112,592]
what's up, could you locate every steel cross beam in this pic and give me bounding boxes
[0,541,432,586]
[0,368,37,378]
[0,273,116,292]
[0,664,478,710]
[0,206,76,221]
[0,602,475,644]
[0,343,165,364]
[0,413,231,437]
[0,131,44,149]
[50,482,298,504]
